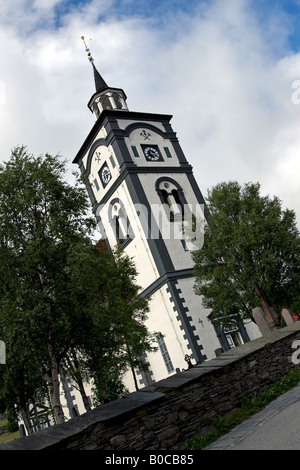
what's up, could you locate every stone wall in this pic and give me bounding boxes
[1,322,300,451]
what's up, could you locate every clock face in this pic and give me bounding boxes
[142,145,163,162]
[99,162,112,188]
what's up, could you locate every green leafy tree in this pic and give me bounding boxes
[0,325,47,434]
[0,146,96,424]
[192,181,300,329]
[0,146,156,426]
[65,244,157,399]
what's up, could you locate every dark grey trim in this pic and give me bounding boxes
[125,172,175,275]
[85,138,108,174]
[73,110,173,164]
[91,165,194,212]
[124,122,166,138]
[213,323,251,353]
[186,172,210,222]
[238,323,251,343]
[140,269,195,298]
[213,325,230,352]
[166,280,207,364]
[155,176,188,194]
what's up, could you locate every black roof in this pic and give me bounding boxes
[92,62,108,93]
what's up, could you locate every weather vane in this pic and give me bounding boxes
[81,35,94,63]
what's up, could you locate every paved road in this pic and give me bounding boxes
[204,383,300,450]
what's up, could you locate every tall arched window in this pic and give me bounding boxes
[109,199,134,247]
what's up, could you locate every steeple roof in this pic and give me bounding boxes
[81,36,128,117]
[92,62,108,93]
[81,36,109,92]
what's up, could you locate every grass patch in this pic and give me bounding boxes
[0,417,20,445]
[0,430,20,445]
[183,366,300,450]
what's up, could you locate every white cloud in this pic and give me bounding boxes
[0,0,299,223]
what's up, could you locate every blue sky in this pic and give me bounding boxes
[8,0,300,54]
[0,0,299,224]
[254,0,300,52]
[41,1,300,50]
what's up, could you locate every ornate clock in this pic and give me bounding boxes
[142,145,163,162]
[99,162,112,188]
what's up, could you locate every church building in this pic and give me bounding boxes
[73,40,260,392]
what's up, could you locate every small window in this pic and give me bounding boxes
[181,239,189,251]
[156,334,174,373]
[132,146,140,158]
[164,147,172,158]
[109,155,116,168]
[93,178,100,191]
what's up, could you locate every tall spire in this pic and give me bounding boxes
[81,36,108,93]
[92,62,108,93]
[81,35,128,118]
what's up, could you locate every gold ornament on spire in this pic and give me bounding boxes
[81,35,94,63]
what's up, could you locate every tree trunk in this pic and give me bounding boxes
[78,377,91,412]
[70,352,92,412]
[126,343,139,391]
[36,269,65,424]
[32,402,42,431]
[254,283,280,328]
[45,360,65,425]
[19,405,34,435]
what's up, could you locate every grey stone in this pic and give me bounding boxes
[282,308,295,325]
[252,307,273,335]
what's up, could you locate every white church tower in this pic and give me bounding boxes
[73,39,259,391]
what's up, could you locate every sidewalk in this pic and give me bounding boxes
[204,383,300,450]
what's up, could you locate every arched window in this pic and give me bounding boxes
[112,92,124,109]
[109,200,134,247]
[156,179,185,221]
[100,95,112,110]
[113,207,128,243]
[161,189,174,218]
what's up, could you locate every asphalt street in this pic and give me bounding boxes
[204,382,300,450]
